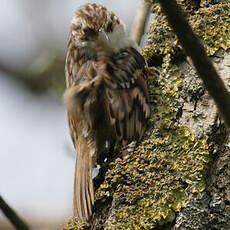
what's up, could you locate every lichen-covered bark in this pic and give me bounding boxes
[62,0,230,229]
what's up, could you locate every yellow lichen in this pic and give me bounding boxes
[60,1,230,229]
[96,62,209,229]
[61,218,88,230]
[143,1,230,64]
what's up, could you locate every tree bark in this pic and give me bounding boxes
[62,0,230,229]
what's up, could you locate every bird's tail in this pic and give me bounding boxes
[73,135,95,222]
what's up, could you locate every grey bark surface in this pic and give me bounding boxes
[174,49,230,229]
[61,1,230,229]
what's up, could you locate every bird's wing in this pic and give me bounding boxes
[104,47,150,143]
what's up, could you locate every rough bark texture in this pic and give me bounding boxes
[62,0,230,229]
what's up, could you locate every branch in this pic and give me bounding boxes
[0,195,30,230]
[157,0,230,129]
[0,54,65,94]
[130,0,151,45]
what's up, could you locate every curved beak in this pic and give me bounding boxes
[99,28,109,41]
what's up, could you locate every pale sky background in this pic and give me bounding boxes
[0,0,146,229]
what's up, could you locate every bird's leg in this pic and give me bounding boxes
[121,141,137,159]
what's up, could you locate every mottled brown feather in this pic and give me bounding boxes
[64,3,149,222]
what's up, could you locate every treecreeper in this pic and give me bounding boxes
[64,3,150,222]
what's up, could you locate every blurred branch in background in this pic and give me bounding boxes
[0,52,65,95]
[130,0,151,45]
[157,0,230,129]
[0,195,30,230]
[0,1,148,95]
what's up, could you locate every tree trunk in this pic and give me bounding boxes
[62,0,230,229]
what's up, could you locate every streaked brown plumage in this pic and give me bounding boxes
[64,3,150,222]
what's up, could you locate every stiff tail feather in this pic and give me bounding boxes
[74,136,94,222]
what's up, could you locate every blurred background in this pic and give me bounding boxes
[0,0,145,229]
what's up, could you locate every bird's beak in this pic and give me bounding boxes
[99,28,109,41]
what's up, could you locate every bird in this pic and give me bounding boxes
[63,3,150,222]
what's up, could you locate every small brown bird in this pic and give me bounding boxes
[64,3,150,222]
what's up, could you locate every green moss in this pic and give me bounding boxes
[143,1,230,64]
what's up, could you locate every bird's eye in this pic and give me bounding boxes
[106,22,113,32]
[83,28,97,37]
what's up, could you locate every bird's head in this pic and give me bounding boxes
[69,4,136,54]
